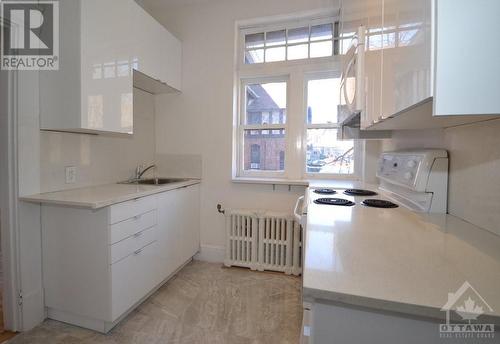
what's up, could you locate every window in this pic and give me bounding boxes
[306,77,355,175]
[239,79,287,175]
[234,13,360,181]
[243,20,339,64]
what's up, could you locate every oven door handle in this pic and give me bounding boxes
[293,196,304,223]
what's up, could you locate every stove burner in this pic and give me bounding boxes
[314,189,337,195]
[344,189,378,196]
[362,199,398,208]
[314,198,355,206]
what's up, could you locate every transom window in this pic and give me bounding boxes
[243,19,339,64]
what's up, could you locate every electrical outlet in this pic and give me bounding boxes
[65,166,77,184]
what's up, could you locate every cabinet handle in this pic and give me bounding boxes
[133,248,143,255]
[133,231,143,238]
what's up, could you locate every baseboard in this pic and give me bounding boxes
[194,245,225,263]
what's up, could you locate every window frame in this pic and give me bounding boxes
[233,13,363,182]
[236,75,289,178]
[302,71,362,180]
[238,16,339,67]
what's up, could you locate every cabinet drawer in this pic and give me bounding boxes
[111,241,159,321]
[110,226,157,264]
[109,209,157,244]
[109,195,157,225]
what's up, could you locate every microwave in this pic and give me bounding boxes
[339,26,365,121]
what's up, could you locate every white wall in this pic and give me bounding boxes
[147,0,338,258]
[381,119,500,236]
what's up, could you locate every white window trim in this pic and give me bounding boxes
[238,16,339,68]
[236,76,289,178]
[301,71,361,180]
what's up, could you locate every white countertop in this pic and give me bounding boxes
[303,187,500,324]
[20,179,201,209]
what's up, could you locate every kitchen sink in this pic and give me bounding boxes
[121,178,191,185]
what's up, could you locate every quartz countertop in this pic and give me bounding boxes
[303,187,500,325]
[20,179,201,209]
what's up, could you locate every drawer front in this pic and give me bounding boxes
[111,241,159,321]
[109,195,157,225]
[109,209,157,244]
[110,226,157,264]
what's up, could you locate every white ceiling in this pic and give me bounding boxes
[142,0,216,9]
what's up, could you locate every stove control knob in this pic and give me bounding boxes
[407,160,417,168]
[404,172,413,180]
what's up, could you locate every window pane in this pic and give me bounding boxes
[266,30,286,46]
[288,27,309,44]
[244,129,286,171]
[245,82,287,124]
[245,32,265,49]
[311,24,333,41]
[310,41,333,58]
[306,129,354,174]
[287,44,308,60]
[307,78,341,124]
[265,46,286,62]
[245,49,264,64]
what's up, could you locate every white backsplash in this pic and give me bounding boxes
[381,119,500,236]
[39,88,156,193]
[155,153,202,179]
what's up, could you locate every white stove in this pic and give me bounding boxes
[298,150,450,343]
[300,149,449,216]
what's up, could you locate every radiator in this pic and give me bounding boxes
[224,210,302,275]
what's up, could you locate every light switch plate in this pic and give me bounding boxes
[65,166,77,184]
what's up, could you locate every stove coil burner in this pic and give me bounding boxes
[314,198,355,206]
[362,199,398,208]
[314,189,337,195]
[344,189,378,196]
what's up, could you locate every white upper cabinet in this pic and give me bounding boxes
[132,3,182,93]
[379,0,432,121]
[80,0,134,134]
[342,0,500,130]
[40,0,182,135]
[433,0,500,117]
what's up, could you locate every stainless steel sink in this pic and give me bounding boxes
[121,178,190,185]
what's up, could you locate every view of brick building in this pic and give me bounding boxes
[244,84,286,171]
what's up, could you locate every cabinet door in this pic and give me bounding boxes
[362,0,383,129]
[132,3,159,81]
[157,185,200,278]
[179,184,200,262]
[380,0,432,119]
[161,30,182,91]
[156,189,181,278]
[80,0,134,134]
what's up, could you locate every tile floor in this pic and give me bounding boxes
[8,261,302,344]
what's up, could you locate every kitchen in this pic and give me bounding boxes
[0,0,499,343]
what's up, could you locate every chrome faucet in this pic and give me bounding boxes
[135,164,156,180]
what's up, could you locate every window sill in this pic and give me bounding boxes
[232,177,309,187]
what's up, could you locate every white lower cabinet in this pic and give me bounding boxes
[41,184,200,333]
[157,184,201,278]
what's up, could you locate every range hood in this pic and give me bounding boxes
[337,106,391,140]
